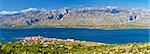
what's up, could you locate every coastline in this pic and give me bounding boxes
[0,25,150,30]
[23,24,150,30]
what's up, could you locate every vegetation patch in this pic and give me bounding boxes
[0,36,150,54]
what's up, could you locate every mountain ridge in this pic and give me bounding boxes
[0,6,150,28]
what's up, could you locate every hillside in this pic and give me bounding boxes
[0,6,150,29]
[0,36,149,54]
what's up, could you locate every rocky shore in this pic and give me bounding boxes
[19,36,105,46]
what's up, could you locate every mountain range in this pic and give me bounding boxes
[0,6,150,28]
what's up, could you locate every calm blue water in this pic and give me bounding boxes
[0,28,149,44]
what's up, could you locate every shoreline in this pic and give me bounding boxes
[0,27,149,30]
[1,36,106,45]
[1,36,149,44]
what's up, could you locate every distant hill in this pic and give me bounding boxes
[0,6,150,29]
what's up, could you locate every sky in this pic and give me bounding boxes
[0,0,149,11]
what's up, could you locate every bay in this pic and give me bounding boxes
[0,28,149,44]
